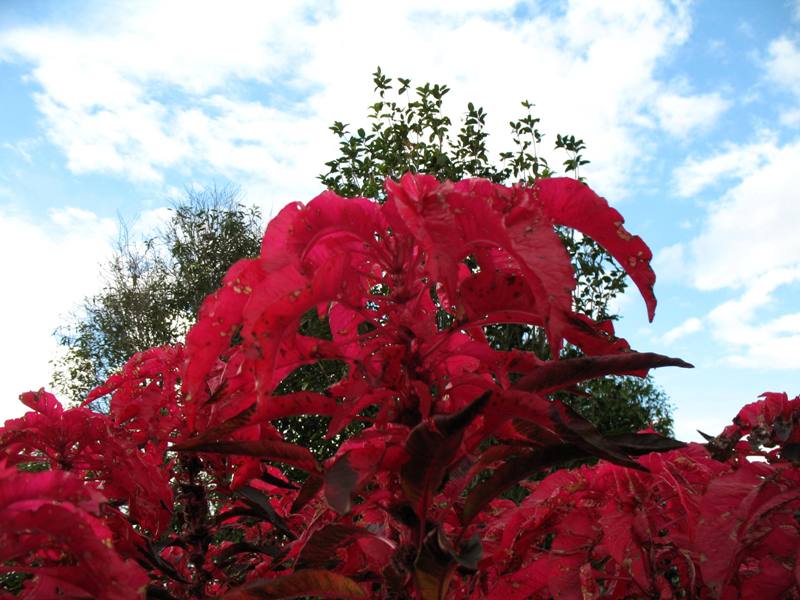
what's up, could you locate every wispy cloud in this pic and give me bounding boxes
[764,35,800,125]
[1,138,40,164]
[0,0,697,205]
[673,133,778,197]
[686,140,800,291]
[663,316,703,344]
[707,268,800,369]
[671,138,800,368]
[765,36,800,97]
[655,92,730,138]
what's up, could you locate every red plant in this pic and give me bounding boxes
[1,175,798,599]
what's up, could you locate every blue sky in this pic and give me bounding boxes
[1,0,798,441]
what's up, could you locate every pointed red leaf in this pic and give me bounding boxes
[401,392,491,521]
[535,177,657,320]
[461,444,586,525]
[297,523,385,567]
[223,569,366,599]
[513,352,692,395]
[174,439,319,472]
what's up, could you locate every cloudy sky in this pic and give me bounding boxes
[1,0,798,441]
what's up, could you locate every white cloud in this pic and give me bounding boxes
[671,139,800,369]
[663,316,703,344]
[0,0,696,204]
[0,206,116,423]
[764,35,800,124]
[780,108,800,127]
[674,132,777,197]
[655,92,730,137]
[129,206,173,240]
[707,268,800,369]
[687,140,800,291]
[653,242,688,282]
[765,36,800,97]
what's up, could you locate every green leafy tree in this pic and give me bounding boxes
[320,67,672,435]
[52,185,263,405]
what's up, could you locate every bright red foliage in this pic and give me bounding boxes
[1,175,797,599]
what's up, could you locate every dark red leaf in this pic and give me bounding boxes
[401,392,491,521]
[223,569,366,599]
[513,352,692,395]
[237,485,295,539]
[414,528,459,600]
[297,523,384,567]
[324,453,361,514]
[550,401,645,470]
[605,432,687,455]
[461,444,586,525]
[291,474,324,514]
[174,439,319,473]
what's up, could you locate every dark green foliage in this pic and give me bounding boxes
[569,375,673,436]
[0,572,31,595]
[165,185,263,317]
[52,186,263,405]
[51,232,177,405]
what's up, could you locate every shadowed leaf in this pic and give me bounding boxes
[175,403,257,448]
[237,486,295,539]
[298,524,382,567]
[223,569,366,599]
[324,453,360,514]
[513,352,692,395]
[461,444,586,525]
[401,392,491,520]
[174,439,319,472]
[606,432,687,455]
[414,529,458,600]
[291,474,323,513]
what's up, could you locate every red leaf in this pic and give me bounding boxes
[323,427,410,514]
[223,569,366,599]
[297,523,385,567]
[18,388,63,416]
[174,439,319,472]
[535,177,658,321]
[513,352,692,395]
[694,463,766,595]
[0,468,148,600]
[264,392,339,419]
[461,445,586,525]
[401,392,491,522]
[598,500,651,592]
[183,258,264,413]
[262,191,388,272]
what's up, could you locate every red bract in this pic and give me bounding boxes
[1,174,797,599]
[478,433,800,599]
[0,465,148,599]
[2,389,173,536]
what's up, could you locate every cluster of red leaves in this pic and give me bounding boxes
[480,401,800,599]
[1,175,798,599]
